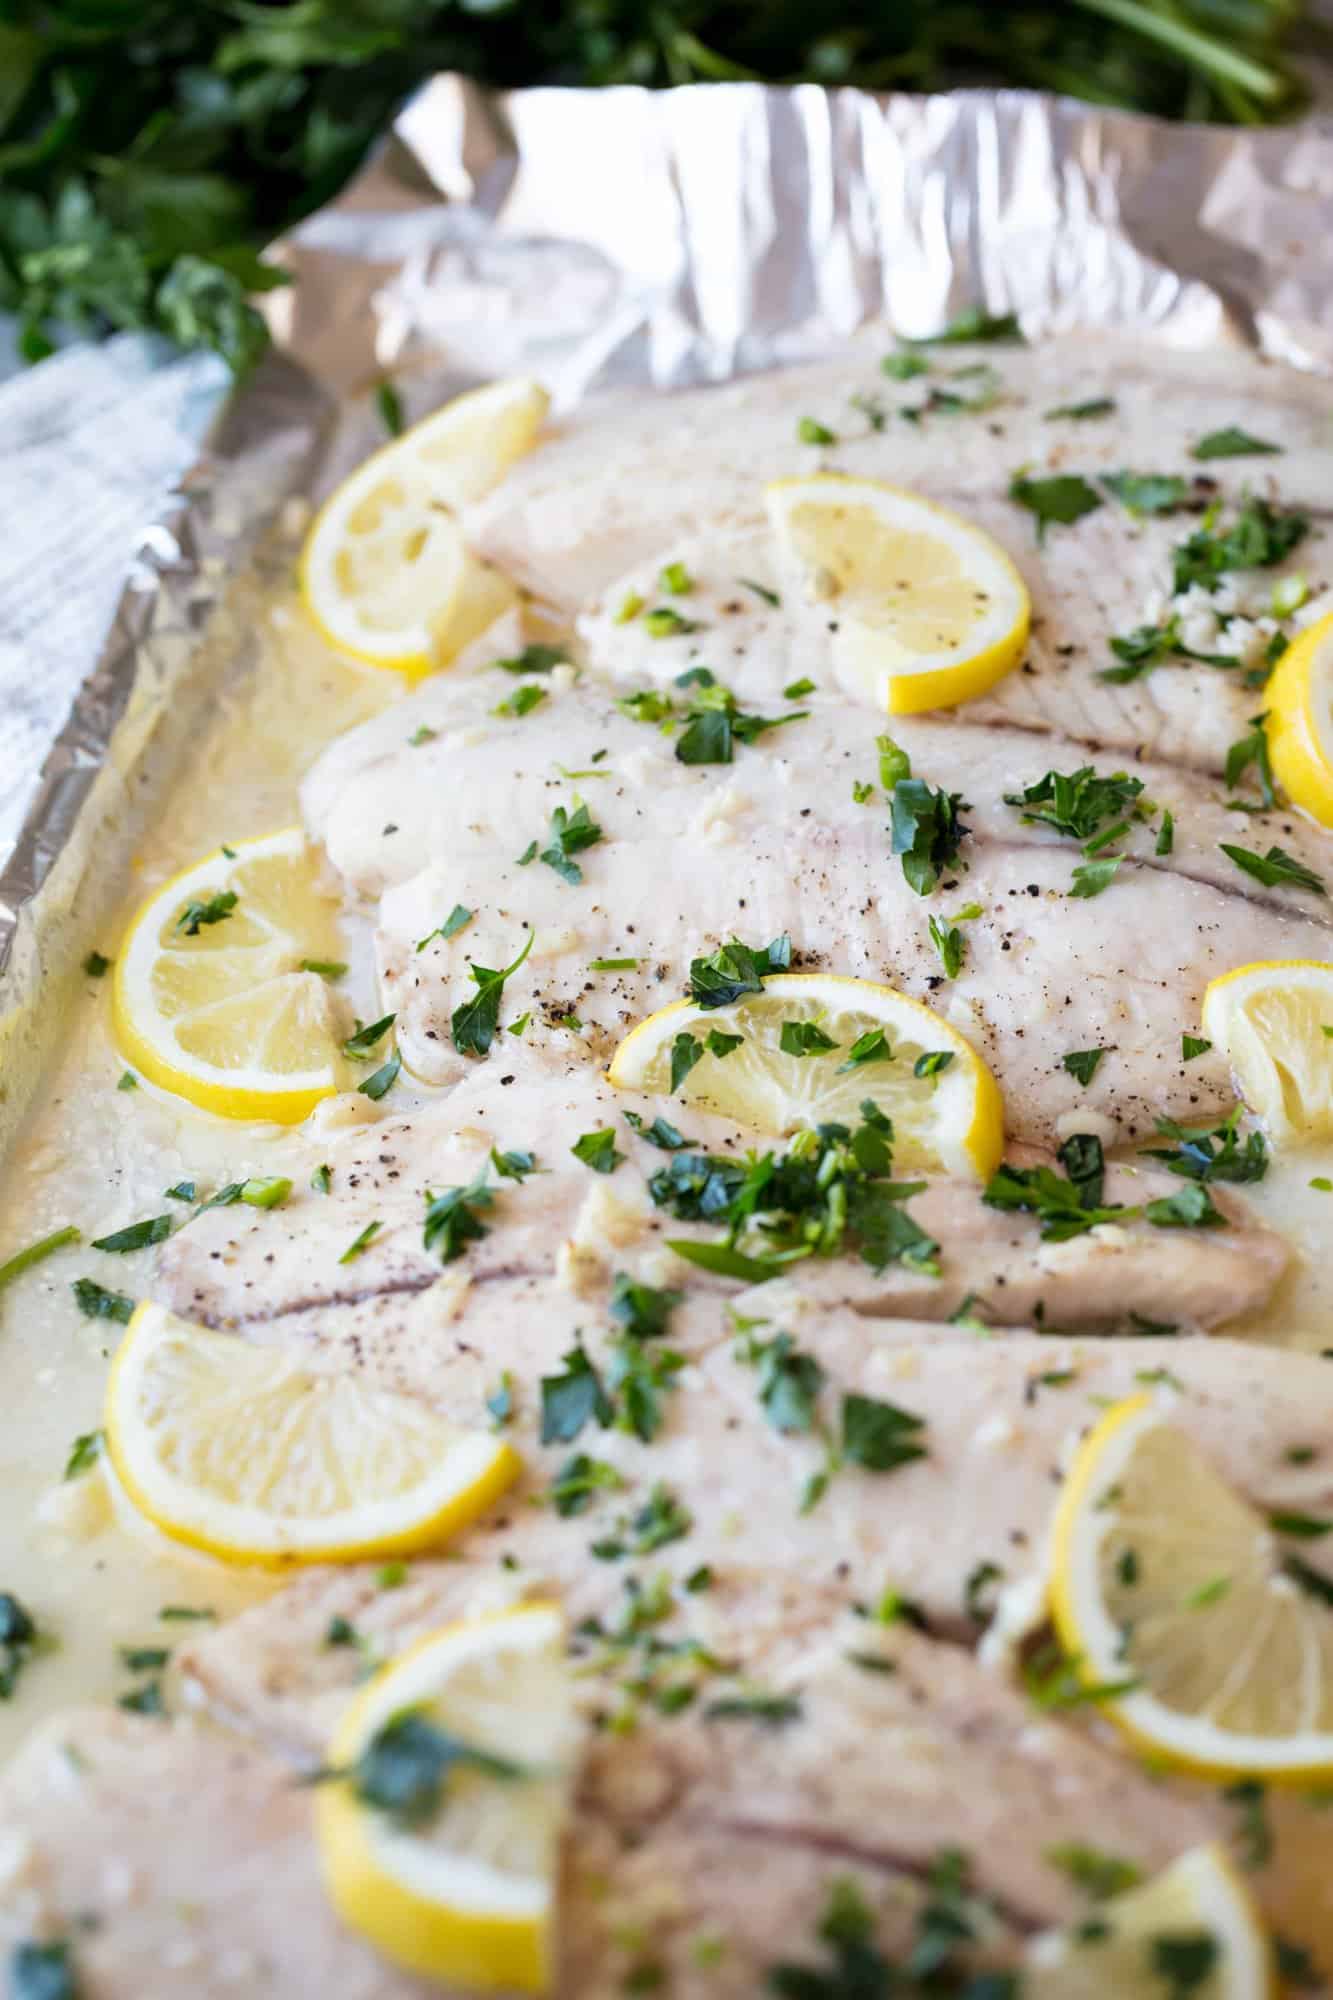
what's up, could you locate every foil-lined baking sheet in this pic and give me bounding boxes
[3,74,1332,1144]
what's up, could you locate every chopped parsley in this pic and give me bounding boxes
[838,1028,893,1070]
[1223,1779,1273,1871]
[910,306,1022,345]
[1172,494,1309,594]
[375,380,403,434]
[705,1690,802,1725]
[1008,470,1102,543]
[1193,426,1281,460]
[610,1273,680,1341]
[591,1482,692,1559]
[1070,856,1122,899]
[342,1012,396,1059]
[1062,1048,1106,1086]
[360,1053,401,1100]
[300,957,347,979]
[928,903,981,979]
[71,1276,134,1323]
[174,889,236,935]
[451,927,534,1056]
[1046,1842,1143,1900]
[1144,1182,1225,1229]
[589,956,638,972]
[984,1134,1128,1241]
[89,1215,171,1254]
[416,905,472,954]
[540,1342,613,1444]
[494,682,548,720]
[1004,764,1145,845]
[571,1128,622,1174]
[1046,396,1115,420]
[423,1172,493,1263]
[338,1220,381,1264]
[687,933,790,1009]
[797,416,835,445]
[623,1111,689,1151]
[739,576,781,607]
[316,1708,527,1829]
[674,673,808,765]
[1100,469,1189,515]
[1182,1034,1212,1061]
[882,349,930,379]
[547,1453,623,1517]
[9,1942,78,2000]
[1224,712,1276,808]
[643,606,701,639]
[64,1430,103,1478]
[913,1050,954,1080]
[408,725,437,746]
[493,642,568,676]
[779,1019,837,1058]
[82,950,111,977]
[311,1164,332,1195]
[0,1594,40,1700]
[1220,841,1325,895]
[1140,1108,1267,1184]
[486,1372,514,1427]
[890,770,969,896]
[663,1105,937,1283]
[117,1677,165,1714]
[520,800,603,885]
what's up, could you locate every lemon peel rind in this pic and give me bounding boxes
[316,1607,564,1993]
[105,1305,522,1568]
[1050,1394,1333,1782]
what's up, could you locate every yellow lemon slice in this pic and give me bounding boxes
[105,1302,519,1566]
[1266,610,1333,828]
[1024,1845,1271,2000]
[301,376,548,679]
[114,827,347,1124]
[315,1604,577,1992]
[607,971,1003,1178]
[765,474,1030,715]
[1050,1392,1333,1779]
[1201,959,1333,1148]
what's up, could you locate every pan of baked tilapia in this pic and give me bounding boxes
[3,320,1333,1998]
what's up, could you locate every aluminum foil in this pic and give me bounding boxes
[4,74,1333,1139]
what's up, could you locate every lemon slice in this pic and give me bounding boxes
[301,376,548,679]
[114,827,348,1124]
[316,1605,577,1992]
[105,1302,519,1565]
[1201,959,1333,1149]
[1050,1392,1333,1778]
[607,971,1003,1178]
[765,474,1030,715]
[1265,610,1333,828]
[1024,1845,1270,1999]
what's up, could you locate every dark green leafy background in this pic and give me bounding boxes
[0,1,1312,371]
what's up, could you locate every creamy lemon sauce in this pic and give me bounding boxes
[0,560,1331,1795]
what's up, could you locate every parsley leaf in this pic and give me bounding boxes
[493,642,568,676]
[522,800,603,885]
[1193,427,1281,460]
[451,928,534,1056]
[1140,1108,1267,1185]
[1173,495,1308,593]
[422,1173,493,1263]
[71,1277,133,1322]
[984,1134,1129,1241]
[1008,471,1102,543]
[1062,1048,1106,1085]
[890,777,969,896]
[688,934,790,1008]
[571,1128,622,1174]
[174,889,236,936]
[540,1342,613,1444]
[1070,856,1122,898]
[1101,469,1189,515]
[779,1020,837,1058]
[1046,397,1115,420]
[1004,765,1145,844]
[1224,713,1276,808]
[840,1394,927,1473]
[1220,842,1325,895]
[90,1215,171,1254]
[317,1709,526,1830]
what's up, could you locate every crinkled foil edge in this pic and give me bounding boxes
[0,353,330,1154]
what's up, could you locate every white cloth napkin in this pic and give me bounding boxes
[0,332,225,863]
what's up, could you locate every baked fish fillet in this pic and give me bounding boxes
[153,1065,1286,1338]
